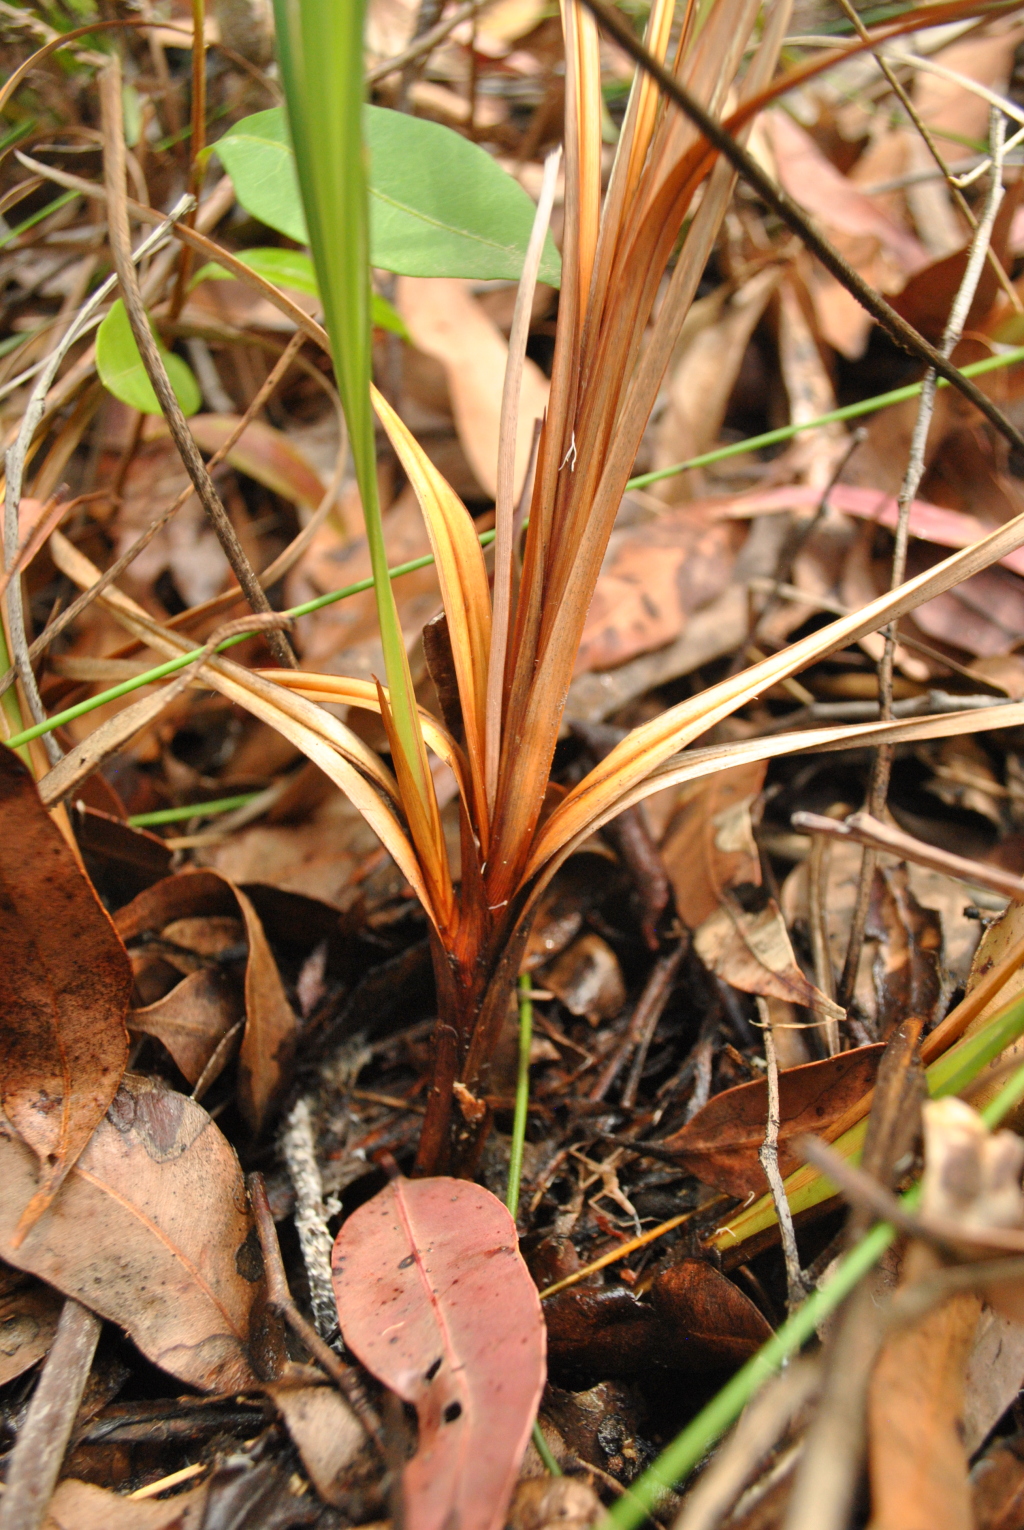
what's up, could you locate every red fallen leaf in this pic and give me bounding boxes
[0,748,131,1241]
[658,1044,885,1198]
[116,871,295,1134]
[331,1176,546,1530]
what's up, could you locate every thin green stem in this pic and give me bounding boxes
[506,972,534,1221]
[0,189,77,249]
[6,345,1024,755]
[532,1421,563,1477]
[128,791,260,826]
[601,998,1024,1530]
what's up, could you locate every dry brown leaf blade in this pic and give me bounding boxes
[0,747,131,1242]
[116,871,296,1134]
[331,1176,546,1530]
[0,1073,279,1392]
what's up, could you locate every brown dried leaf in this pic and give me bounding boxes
[541,933,626,1025]
[867,864,943,1040]
[130,967,244,1088]
[265,1369,365,1507]
[693,895,843,1020]
[661,761,766,930]
[0,1073,278,1392]
[971,1433,1024,1530]
[116,871,296,1134]
[575,514,742,674]
[0,1266,62,1385]
[659,1044,884,1198]
[0,747,131,1240]
[544,1259,772,1376]
[43,1478,209,1530]
[332,1176,546,1530]
[868,1245,980,1530]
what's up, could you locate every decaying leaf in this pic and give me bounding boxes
[658,1045,885,1199]
[0,1264,62,1385]
[43,1478,209,1530]
[130,967,244,1089]
[0,747,131,1240]
[661,760,767,930]
[541,933,626,1025]
[0,1073,279,1392]
[331,1176,546,1530]
[266,1366,365,1507]
[544,1259,772,1377]
[693,893,843,1021]
[116,871,296,1133]
[867,864,944,1040]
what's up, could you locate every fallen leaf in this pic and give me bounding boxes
[331,1175,546,1530]
[43,1478,209,1530]
[574,514,742,674]
[868,1243,980,1530]
[867,864,943,1040]
[266,1366,365,1507]
[0,1265,62,1384]
[959,899,1024,1127]
[167,414,327,511]
[0,1073,279,1392]
[541,933,626,1025]
[130,967,244,1088]
[116,871,296,1134]
[0,747,131,1239]
[660,761,767,930]
[971,1432,1024,1530]
[397,276,549,500]
[657,1045,884,1198]
[544,1259,772,1377]
[693,894,843,1021]
[508,1477,602,1530]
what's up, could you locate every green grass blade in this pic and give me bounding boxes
[271,0,437,843]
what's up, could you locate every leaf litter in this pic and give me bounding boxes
[9,4,1024,1529]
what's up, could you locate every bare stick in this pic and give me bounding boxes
[485,147,560,811]
[248,1173,384,1452]
[757,1000,806,1311]
[838,106,1008,1012]
[794,809,1024,902]
[808,831,838,1056]
[98,58,295,669]
[0,1299,100,1530]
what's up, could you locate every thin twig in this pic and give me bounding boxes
[837,106,1008,1012]
[793,809,1024,902]
[757,1001,806,1311]
[248,1173,384,1453]
[578,0,1024,461]
[367,0,484,83]
[98,58,296,669]
[808,830,838,1056]
[0,1299,101,1530]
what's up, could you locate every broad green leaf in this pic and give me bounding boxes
[96,300,201,417]
[214,106,561,286]
[192,247,409,336]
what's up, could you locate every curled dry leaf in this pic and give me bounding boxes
[0,1264,62,1385]
[331,1176,546,1530]
[657,1044,885,1199]
[0,747,131,1241]
[0,1073,279,1392]
[660,760,766,930]
[130,967,244,1089]
[116,870,296,1134]
[693,894,843,1021]
[544,1258,772,1377]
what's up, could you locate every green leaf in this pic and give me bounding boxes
[214,106,561,286]
[193,247,410,338]
[96,300,201,417]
